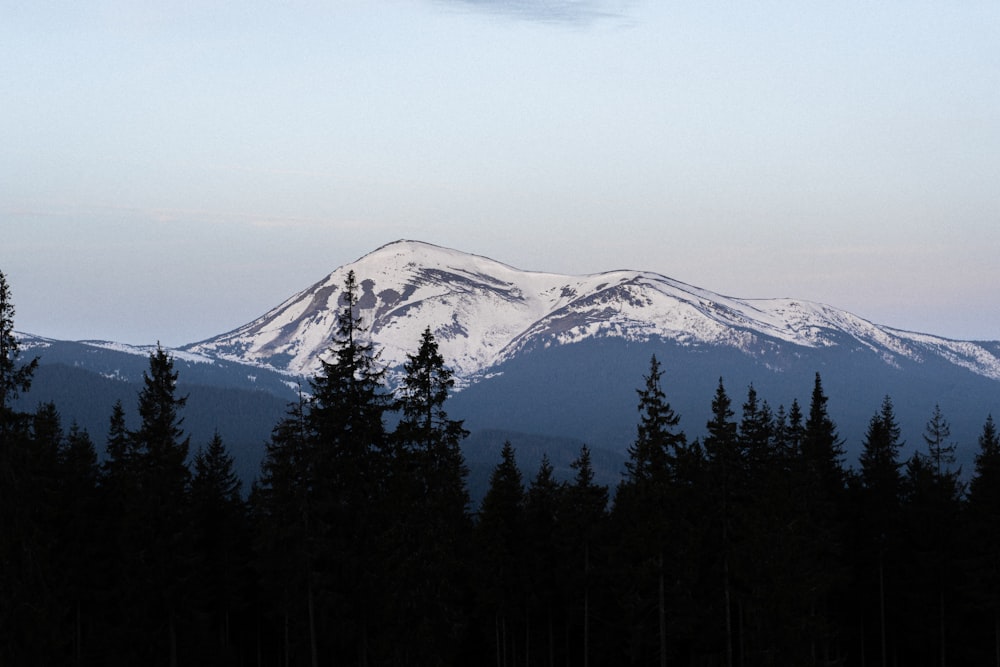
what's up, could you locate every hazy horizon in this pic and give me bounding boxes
[3,2,998,345]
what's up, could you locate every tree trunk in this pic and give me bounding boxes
[994,608,999,667]
[584,543,590,667]
[307,579,318,667]
[939,590,946,667]
[548,606,554,667]
[169,616,178,667]
[525,598,531,667]
[879,553,887,667]
[659,551,667,667]
[283,609,290,667]
[724,552,733,667]
[75,600,82,667]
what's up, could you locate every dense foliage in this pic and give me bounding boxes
[3,269,1000,666]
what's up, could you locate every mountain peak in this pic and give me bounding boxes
[183,241,1000,385]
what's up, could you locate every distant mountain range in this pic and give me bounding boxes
[16,240,1000,491]
[184,240,1000,385]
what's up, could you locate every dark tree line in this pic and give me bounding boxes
[3,268,1000,666]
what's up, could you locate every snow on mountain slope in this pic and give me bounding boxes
[183,240,1000,384]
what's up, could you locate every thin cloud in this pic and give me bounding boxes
[438,0,631,24]
[2,202,378,233]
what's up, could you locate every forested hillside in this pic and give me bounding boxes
[3,269,1000,666]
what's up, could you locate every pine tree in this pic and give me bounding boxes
[614,355,691,667]
[126,344,193,667]
[703,379,739,667]
[923,404,958,481]
[802,373,846,493]
[253,393,314,667]
[625,355,684,483]
[394,326,470,512]
[477,441,525,667]
[799,372,847,663]
[908,404,962,667]
[524,455,564,666]
[0,270,37,436]
[0,273,47,664]
[101,400,135,489]
[305,270,392,664]
[967,415,1000,666]
[190,432,248,660]
[133,344,191,499]
[57,423,100,665]
[854,395,905,667]
[737,386,798,663]
[560,445,609,667]
[386,326,471,665]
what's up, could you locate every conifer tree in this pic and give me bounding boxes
[127,344,193,667]
[253,393,314,667]
[799,372,847,663]
[394,326,469,512]
[100,400,135,492]
[305,270,391,664]
[904,404,963,667]
[737,386,795,662]
[190,432,247,660]
[0,274,47,664]
[387,326,470,664]
[57,423,100,665]
[0,270,37,436]
[614,355,690,667]
[967,415,1000,666]
[560,445,609,667]
[625,355,684,482]
[524,455,563,666]
[703,379,739,667]
[803,373,846,492]
[477,441,525,667]
[133,344,191,497]
[923,404,959,481]
[855,395,905,667]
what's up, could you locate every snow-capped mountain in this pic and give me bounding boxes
[15,239,1000,478]
[184,239,1000,386]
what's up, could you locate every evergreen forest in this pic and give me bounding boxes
[3,269,1000,667]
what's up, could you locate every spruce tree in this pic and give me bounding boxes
[967,415,1000,665]
[477,441,525,667]
[923,404,958,481]
[737,386,795,662]
[126,344,193,667]
[387,326,471,664]
[854,395,905,666]
[703,379,739,667]
[0,274,48,664]
[560,445,609,667]
[614,355,690,667]
[57,423,100,665]
[394,326,469,512]
[0,270,37,436]
[305,270,391,664]
[252,393,314,667]
[799,372,847,663]
[190,432,248,660]
[100,400,137,500]
[524,455,564,666]
[904,404,963,667]
[625,355,684,482]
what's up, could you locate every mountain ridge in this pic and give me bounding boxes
[12,239,1000,478]
[182,239,1000,386]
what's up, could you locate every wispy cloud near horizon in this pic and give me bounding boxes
[437,0,631,24]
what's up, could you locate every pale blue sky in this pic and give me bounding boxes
[2,1,998,345]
